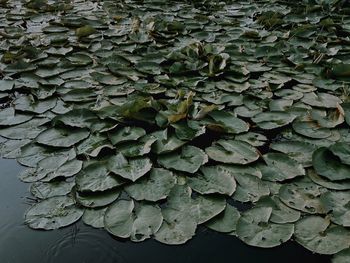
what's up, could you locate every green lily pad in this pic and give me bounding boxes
[329,142,350,165]
[301,92,342,108]
[25,196,84,230]
[294,216,350,255]
[207,110,249,134]
[76,162,124,192]
[279,180,326,214]
[108,153,152,182]
[256,196,301,224]
[0,117,49,139]
[313,147,350,181]
[333,248,350,263]
[125,168,176,202]
[158,145,208,173]
[206,205,241,234]
[252,111,296,130]
[320,191,350,227]
[270,140,317,167]
[188,165,236,196]
[36,127,90,147]
[53,109,98,128]
[75,189,120,208]
[104,200,163,242]
[308,169,350,190]
[151,129,186,154]
[30,180,75,199]
[82,208,107,229]
[108,126,146,145]
[260,152,305,182]
[236,207,294,248]
[0,108,32,126]
[205,139,259,164]
[0,79,14,91]
[0,139,30,159]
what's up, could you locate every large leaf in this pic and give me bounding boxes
[259,153,305,182]
[279,180,326,214]
[252,111,296,130]
[104,200,163,242]
[320,191,350,227]
[76,161,124,192]
[312,147,350,181]
[25,196,84,230]
[205,139,259,164]
[158,145,208,173]
[36,128,90,147]
[125,168,176,201]
[294,216,350,255]
[108,153,152,182]
[236,207,294,248]
[188,165,236,196]
[0,108,32,126]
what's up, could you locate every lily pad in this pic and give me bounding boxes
[125,168,176,202]
[320,191,350,227]
[36,127,90,147]
[252,111,296,130]
[104,200,163,242]
[312,147,350,181]
[158,145,208,173]
[279,180,326,214]
[260,152,305,182]
[82,208,107,229]
[236,207,294,248]
[30,180,75,199]
[206,205,241,234]
[205,139,259,165]
[75,189,120,208]
[188,165,236,196]
[25,196,84,230]
[108,153,152,182]
[76,162,124,192]
[294,216,350,255]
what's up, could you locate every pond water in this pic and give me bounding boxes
[0,158,331,263]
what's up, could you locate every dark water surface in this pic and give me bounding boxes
[0,158,331,263]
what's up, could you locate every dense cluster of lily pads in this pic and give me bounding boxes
[1,0,350,261]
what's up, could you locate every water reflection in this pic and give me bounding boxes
[0,158,330,263]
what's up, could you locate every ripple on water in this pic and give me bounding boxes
[46,224,128,263]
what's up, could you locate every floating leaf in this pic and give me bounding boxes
[158,145,208,173]
[108,126,146,145]
[125,168,176,202]
[270,141,317,167]
[294,216,350,255]
[207,111,249,134]
[279,180,326,214]
[25,196,84,230]
[76,162,124,192]
[30,180,75,199]
[76,189,120,208]
[236,207,294,248]
[320,191,350,227]
[188,165,236,196]
[205,139,259,164]
[252,111,296,130]
[104,200,163,242]
[108,153,152,182]
[260,153,305,182]
[0,108,32,126]
[82,208,107,229]
[313,147,350,181]
[36,127,90,147]
[206,205,241,234]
